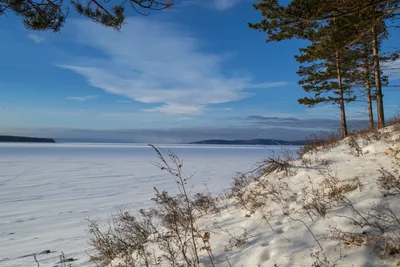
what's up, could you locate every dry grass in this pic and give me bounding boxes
[298,132,342,157]
[377,167,400,196]
[86,121,400,266]
[88,146,223,267]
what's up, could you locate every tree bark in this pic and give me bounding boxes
[365,77,374,129]
[364,36,374,129]
[371,25,385,128]
[336,50,348,138]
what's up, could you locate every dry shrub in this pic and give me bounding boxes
[299,174,358,220]
[259,156,293,177]
[230,172,255,193]
[301,155,313,168]
[192,192,219,215]
[387,115,400,128]
[310,249,339,267]
[393,123,400,133]
[321,177,358,201]
[298,132,341,157]
[377,167,400,196]
[228,172,256,210]
[346,136,363,157]
[228,153,296,212]
[88,209,155,266]
[330,185,400,260]
[217,227,252,252]
[88,146,223,267]
[330,203,400,259]
[228,164,296,230]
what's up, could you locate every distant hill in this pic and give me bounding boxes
[0,135,56,143]
[189,139,308,145]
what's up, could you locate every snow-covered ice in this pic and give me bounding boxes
[0,143,291,266]
[2,127,399,267]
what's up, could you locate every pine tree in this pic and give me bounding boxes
[250,0,398,129]
[249,0,357,137]
[296,15,358,138]
[346,24,392,129]
[0,0,172,32]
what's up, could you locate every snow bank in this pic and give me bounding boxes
[192,125,400,267]
[101,125,399,267]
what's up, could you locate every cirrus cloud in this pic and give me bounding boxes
[66,95,99,102]
[58,17,287,115]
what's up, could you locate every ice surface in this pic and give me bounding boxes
[0,143,294,266]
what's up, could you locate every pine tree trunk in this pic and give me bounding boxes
[364,36,374,129]
[371,25,385,128]
[335,50,348,138]
[365,77,374,129]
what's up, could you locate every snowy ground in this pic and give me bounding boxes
[102,126,400,267]
[190,127,400,267]
[0,143,290,267]
[2,128,399,267]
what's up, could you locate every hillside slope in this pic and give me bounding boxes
[102,124,400,267]
[193,125,400,266]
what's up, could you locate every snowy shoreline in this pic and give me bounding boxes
[1,125,399,267]
[105,124,400,267]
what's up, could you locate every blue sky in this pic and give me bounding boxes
[0,0,399,142]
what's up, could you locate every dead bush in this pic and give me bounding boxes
[230,172,255,193]
[377,167,400,196]
[330,198,400,260]
[297,132,341,157]
[347,136,363,157]
[310,249,339,267]
[88,146,223,267]
[299,183,330,219]
[320,177,358,202]
[192,192,220,215]
[301,155,313,168]
[88,209,156,266]
[228,172,256,211]
[387,115,400,128]
[259,155,294,177]
[299,173,358,220]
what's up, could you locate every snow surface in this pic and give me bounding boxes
[189,128,399,267]
[0,143,292,267]
[105,127,399,267]
[2,128,400,267]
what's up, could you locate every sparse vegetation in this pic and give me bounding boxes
[377,167,400,196]
[88,146,222,267]
[85,122,400,267]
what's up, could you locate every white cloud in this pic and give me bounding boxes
[182,0,245,10]
[27,34,45,44]
[383,59,400,80]
[58,18,287,115]
[143,103,206,115]
[66,95,99,102]
[212,0,244,10]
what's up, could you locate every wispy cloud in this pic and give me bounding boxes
[212,0,245,10]
[58,17,287,115]
[247,115,369,131]
[103,112,135,117]
[27,34,45,44]
[181,0,245,10]
[66,95,99,102]
[383,59,400,80]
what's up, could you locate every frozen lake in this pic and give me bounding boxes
[0,143,298,266]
